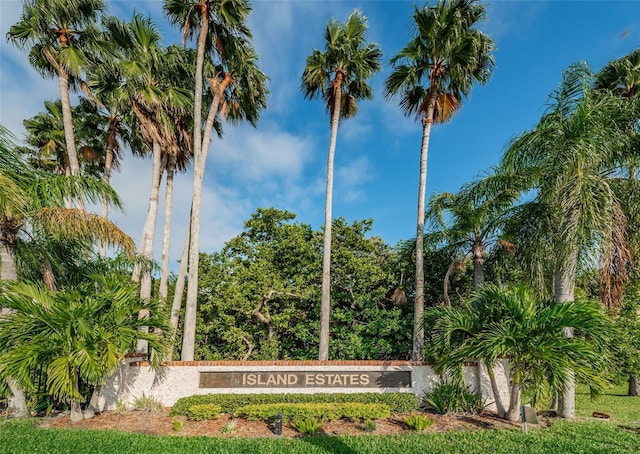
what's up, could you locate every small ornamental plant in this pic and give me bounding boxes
[133,393,163,414]
[362,419,376,432]
[172,418,185,432]
[404,413,433,431]
[220,419,238,434]
[291,417,322,435]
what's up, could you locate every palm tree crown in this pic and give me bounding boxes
[7,0,106,176]
[302,9,382,121]
[384,0,494,123]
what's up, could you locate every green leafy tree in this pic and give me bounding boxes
[194,208,318,360]
[327,219,412,359]
[612,299,640,395]
[0,277,170,421]
[7,0,106,176]
[301,9,382,360]
[426,284,610,421]
[384,0,495,360]
[190,209,411,360]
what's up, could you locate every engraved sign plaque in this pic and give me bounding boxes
[199,371,411,389]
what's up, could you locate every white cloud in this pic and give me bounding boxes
[108,151,250,265]
[210,125,313,183]
[336,155,373,203]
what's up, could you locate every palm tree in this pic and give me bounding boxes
[0,124,134,417]
[163,0,268,361]
[384,0,495,361]
[0,276,170,422]
[157,45,194,304]
[7,0,105,177]
[0,125,134,285]
[427,284,610,422]
[20,98,110,178]
[497,63,640,417]
[595,48,640,396]
[86,52,146,257]
[595,48,640,98]
[426,184,515,301]
[301,10,382,360]
[101,15,192,336]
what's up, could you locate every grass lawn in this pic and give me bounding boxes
[1,386,639,453]
[576,383,640,426]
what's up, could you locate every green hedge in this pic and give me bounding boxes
[235,402,391,422]
[186,404,222,421]
[170,393,418,416]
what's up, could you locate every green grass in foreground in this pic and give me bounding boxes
[1,419,639,454]
[2,386,639,453]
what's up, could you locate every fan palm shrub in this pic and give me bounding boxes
[0,277,171,421]
[426,284,610,421]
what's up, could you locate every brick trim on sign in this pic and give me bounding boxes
[128,360,479,367]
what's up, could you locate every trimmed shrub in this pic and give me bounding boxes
[170,392,417,416]
[186,404,222,421]
[235,402,390,423]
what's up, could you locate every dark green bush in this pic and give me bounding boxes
[186,404,222,421]
[170,392,417,416]
[235,402,390,422]
[423,380,485,415]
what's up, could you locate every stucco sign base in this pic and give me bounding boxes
[96,359,509,412]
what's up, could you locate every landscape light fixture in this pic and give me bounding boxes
[274,413,283,435]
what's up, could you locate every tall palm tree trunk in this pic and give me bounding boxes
[136,140,164,354]
[182,77,229,360]
[554,259,576,419]
[99,118,118,258]
[1,239,18,284]
[57,70,80,176]
[6,378,28,418]
[413,92,436,361]
[171,219,190,331]
[318,78,342,361]
[472,242,485,290]
[180,6,214,362]
[159,162,175,302]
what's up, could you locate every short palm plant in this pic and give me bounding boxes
[0,276,171,421]
[426,284,610,421]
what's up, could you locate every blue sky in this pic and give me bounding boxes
[1,1,639,267]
